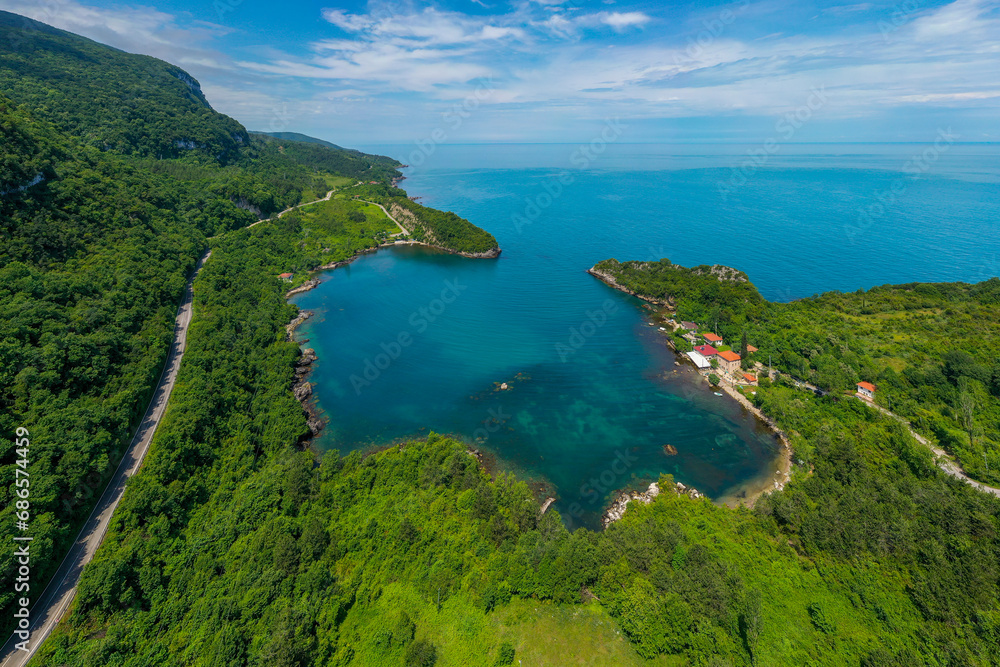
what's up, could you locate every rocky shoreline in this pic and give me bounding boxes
[286,309,313,337]
[292,348,325,439]
[586,267,674,307]
[602,480,703,527]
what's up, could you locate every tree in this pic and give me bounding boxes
[708,374,720,387]
[957,378,983,455]
[405,639,438,667]
[740,331,749,359]
[740,588,763,666]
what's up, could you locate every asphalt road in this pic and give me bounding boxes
[0,251,210,667]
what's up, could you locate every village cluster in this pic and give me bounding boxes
[669,319,761,387]
[666,319,878,401]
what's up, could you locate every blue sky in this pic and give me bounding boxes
[3,0,999,144]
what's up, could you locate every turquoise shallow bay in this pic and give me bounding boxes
[291,143,1000,528]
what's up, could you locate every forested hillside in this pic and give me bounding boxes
[0,10,246,161]
[595,258,1000,484]
[0,9,493,648]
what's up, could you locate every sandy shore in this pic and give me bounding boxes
[713,379,792,508]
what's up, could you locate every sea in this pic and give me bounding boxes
[290,143,1000,529]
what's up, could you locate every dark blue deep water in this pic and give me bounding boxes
[291,143,1000,528]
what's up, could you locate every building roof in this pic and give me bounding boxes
[278,273,293,278]
[685,351,711,369]
[694,344,718,357]
[703,332,723,342]
[857,381,876,392]
[742,373,757,383]
[680,321,698,330]
[717,350,741,362]
[746,344,758,353]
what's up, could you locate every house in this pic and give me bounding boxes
[741,373,757,385]
[716,350,742,374]
[686,351,712,369]
[680,321,698,331]
[857,381,876,400]
[703,332,723,345]
[278,273,294,281]
[694,344,718,358]
[746,344,758,354]
[690,344,718,368]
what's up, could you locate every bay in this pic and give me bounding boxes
[292,143,1000,528]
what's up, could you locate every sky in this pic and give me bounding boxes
[2,0,999,144]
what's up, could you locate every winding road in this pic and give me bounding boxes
[359,198,411,237]
[0,251,210,667]
[860,398,1000,497]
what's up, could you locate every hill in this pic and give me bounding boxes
[253,131,345,149]
[0,10,246,161]
[0,8,497,650]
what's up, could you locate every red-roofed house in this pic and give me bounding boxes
[278,273,294,281]
[746,344,758,353]
[716,350,742,374]
[857,381,876,400]
[680,321,698,331]
[703,332,723,345]
[688,345,718,369]
[741,373,757,385]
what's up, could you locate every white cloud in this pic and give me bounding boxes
[599,11,651,30]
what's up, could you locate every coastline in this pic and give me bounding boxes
[587,267,673,307]
[587,263,793,511]
[283,237,501,447]
[713,381,792,507]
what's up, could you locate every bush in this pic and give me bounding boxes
[495,641,515,665]
[405,639,438,667]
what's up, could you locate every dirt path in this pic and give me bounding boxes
[860,398,1000,497]
[243,189,336,231]
[359,199,410,237]
[0,251,210,667]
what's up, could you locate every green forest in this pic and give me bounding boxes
[3,8,1000,666]
[0,8,495,655]
[594,258,1000,485]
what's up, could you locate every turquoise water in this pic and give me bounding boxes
[292,143,1000,529]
